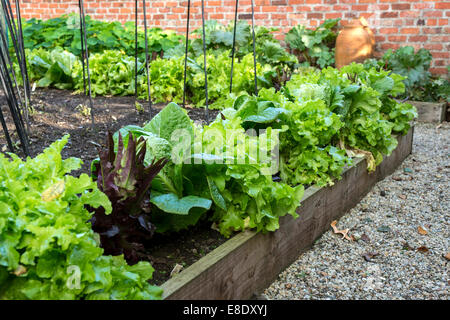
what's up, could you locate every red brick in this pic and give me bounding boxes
[424,11,443,18]
[381,12,399,18]
[388,35,407,42]
[429,67,448,75]
[379,27,399,34]
[435,2,450,10]
[409,35,428,42]
[401,27,420,34]
[8,0,449,76]
[391,3,410,10]
[352,5,368,11]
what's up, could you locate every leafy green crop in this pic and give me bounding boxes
[188,50,273,108]
[286,19,340,69]
[364,46,450,103]
[73,50,137,96]
[0,136,162,300]
[190,20,280,62]
[188,20,298,87]
[18,47,274,107]
[20,14,182,58]
[105,103,304,237]
[220,86,351,187]
[383,46,432,93]
[145,56,186,103]
[14,47,80,90]
[114,104,214,233]
[278,95,350,187]
[197,114,304,236]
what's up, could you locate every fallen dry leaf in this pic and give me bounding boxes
[417,246,429,253]
[392,176,403,181]
[361,234,371,243]
[330,220,353,241]
[13,265,27,276]
[170,263,184,278]
[444,253,450,261]
[211,222,220,232]
[417,226,428,235]
[362,252,379,262]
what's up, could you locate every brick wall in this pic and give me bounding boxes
[13,0,450,75]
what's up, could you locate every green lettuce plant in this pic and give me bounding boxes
[20,14,182,58]
[14,47,79,90]
[0,136,162,300]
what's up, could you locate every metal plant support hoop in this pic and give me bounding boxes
[0,0,30,155]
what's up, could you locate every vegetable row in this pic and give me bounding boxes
[14,16,342,108]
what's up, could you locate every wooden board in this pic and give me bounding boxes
[161,127,414,300]
[408,100,447,123]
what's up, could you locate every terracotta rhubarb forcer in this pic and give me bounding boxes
[335,17,375,69]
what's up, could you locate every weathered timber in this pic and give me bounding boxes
[408,100,447,123]
[161,127,414,300]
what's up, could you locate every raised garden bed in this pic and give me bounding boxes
[407,101,448,123]
[160,126,414,300]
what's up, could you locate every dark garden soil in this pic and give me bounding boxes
[0,88,218,174]
[0,88,224,285]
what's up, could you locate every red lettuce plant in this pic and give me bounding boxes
[91,132,168,263]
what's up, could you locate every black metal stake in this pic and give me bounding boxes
[0,56,29,155]
[134,0,138,98]
[201,0,209,123]
[78,0,86,95]
[0,0,30,155]
[0,7,27,134]
[230,0,239,94]
[79,0,95,125]
[182,0,191,108]
[0,107,14,152]
[1,0,25,108]
[142,0,152,118]
[250,0,258,95]
[15,0,31,134]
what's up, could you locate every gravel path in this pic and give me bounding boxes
[263,122,449,300]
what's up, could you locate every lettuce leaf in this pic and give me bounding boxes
[0,136,162,300]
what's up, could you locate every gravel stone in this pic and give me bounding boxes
[263,122,450,300]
